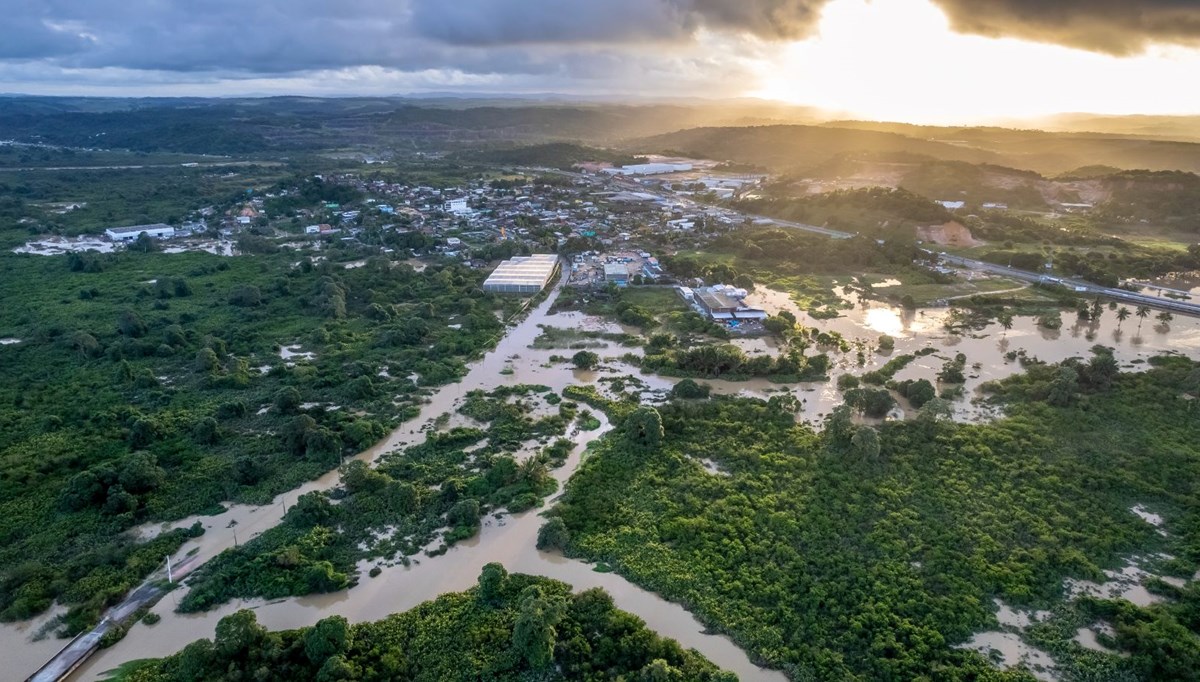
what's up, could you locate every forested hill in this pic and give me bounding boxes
[630,124,1200,175]
[112,568,733,682]
[627,124,1002,171]
[0,96,822,154]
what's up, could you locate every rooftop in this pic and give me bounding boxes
[696,289,741,311]
[106,223,173,235]
[484,254,559,288]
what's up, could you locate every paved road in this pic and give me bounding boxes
[26,554,201,682]
[936,253,1200,316]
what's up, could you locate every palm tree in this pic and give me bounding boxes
[1090,298,1103,320]
[1157,311,1174,329]
[1135,305,1151,332]
[998,312,1014,337]
[1116,307,1131,329]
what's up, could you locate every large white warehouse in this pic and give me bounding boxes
[105,223,175,241]
[601,163,693,176]
[483,254,560,294]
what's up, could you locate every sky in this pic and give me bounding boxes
[2,0,1199,123]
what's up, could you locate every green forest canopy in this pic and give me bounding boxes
[553,353,1200,680]
[115,567,733,682]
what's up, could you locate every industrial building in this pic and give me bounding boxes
[601,163,693,176]
[681,285,768,323]
[483,254,560,294]
[604,263,630,286]
[105,224,175,241]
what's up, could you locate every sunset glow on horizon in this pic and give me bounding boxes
[752,0,1200,124]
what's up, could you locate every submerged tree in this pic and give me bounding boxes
[1116,306,1131,329]
[1136,305,1151,332]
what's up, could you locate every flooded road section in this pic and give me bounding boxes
[53,274,786,682]
[11,274,1200,682]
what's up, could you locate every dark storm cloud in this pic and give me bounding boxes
[409,0,827,45]
[1,0,1198,85]
[930,0,1200,55]
[1,0,830,75]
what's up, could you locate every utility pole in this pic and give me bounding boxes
[167,554,173,584]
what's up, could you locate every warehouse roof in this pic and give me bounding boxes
[106,223,174,235]
[696,290,740,311]
[483,254,559,289]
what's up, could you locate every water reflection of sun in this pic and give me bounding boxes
[864,308,904,336]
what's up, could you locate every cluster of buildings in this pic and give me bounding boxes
[678,285,768,327]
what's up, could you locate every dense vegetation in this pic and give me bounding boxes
[0,250,514,632]
[740,186,953,233]
[0,164,288,245]
[461,143,645,170]
[551,352,1200,680]
[117,567,733,681]
[637,341,831,383]
[178,385,577,612]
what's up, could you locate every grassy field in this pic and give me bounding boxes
[618,287,690,314]
[865,274,1032,306]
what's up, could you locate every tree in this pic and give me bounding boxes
[1135,305,1151,332]
[275,386,302,414]
[537,517,571,551]
[304,615,352,665]
[1046,365,1080,407]
[571,350,600,370]
[130,232,158,253]
[283,414,318,456]
[998,312,1014,337]
[194,347,220,373]
[623,407,664,451]
[1157,311,1174,329]
[214,609,266,658]
[850,426,882,463]
[1116,306,1131,329]
[511,585,564,669]
[229,285,263,307]
[671,378,711,400]
[117,310,147,338]
[119,452,165,494]
[70,331,101,358]
[477,562,508,605]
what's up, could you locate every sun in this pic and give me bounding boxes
[752,0,1200,124]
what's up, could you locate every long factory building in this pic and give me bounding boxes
[482,253,561,294]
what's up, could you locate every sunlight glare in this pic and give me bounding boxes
[753,0,1200,123]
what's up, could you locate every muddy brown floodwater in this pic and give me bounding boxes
[9,276,1200,682]
[45,275,786,682]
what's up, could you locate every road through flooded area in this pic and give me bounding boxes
[53,276,787,682]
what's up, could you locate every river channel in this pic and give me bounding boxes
[11,274,1200,682]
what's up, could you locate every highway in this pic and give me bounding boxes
[935,253,1200,317]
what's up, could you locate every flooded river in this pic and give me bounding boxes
[47,274,786,682]
[10,275,1200,682]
